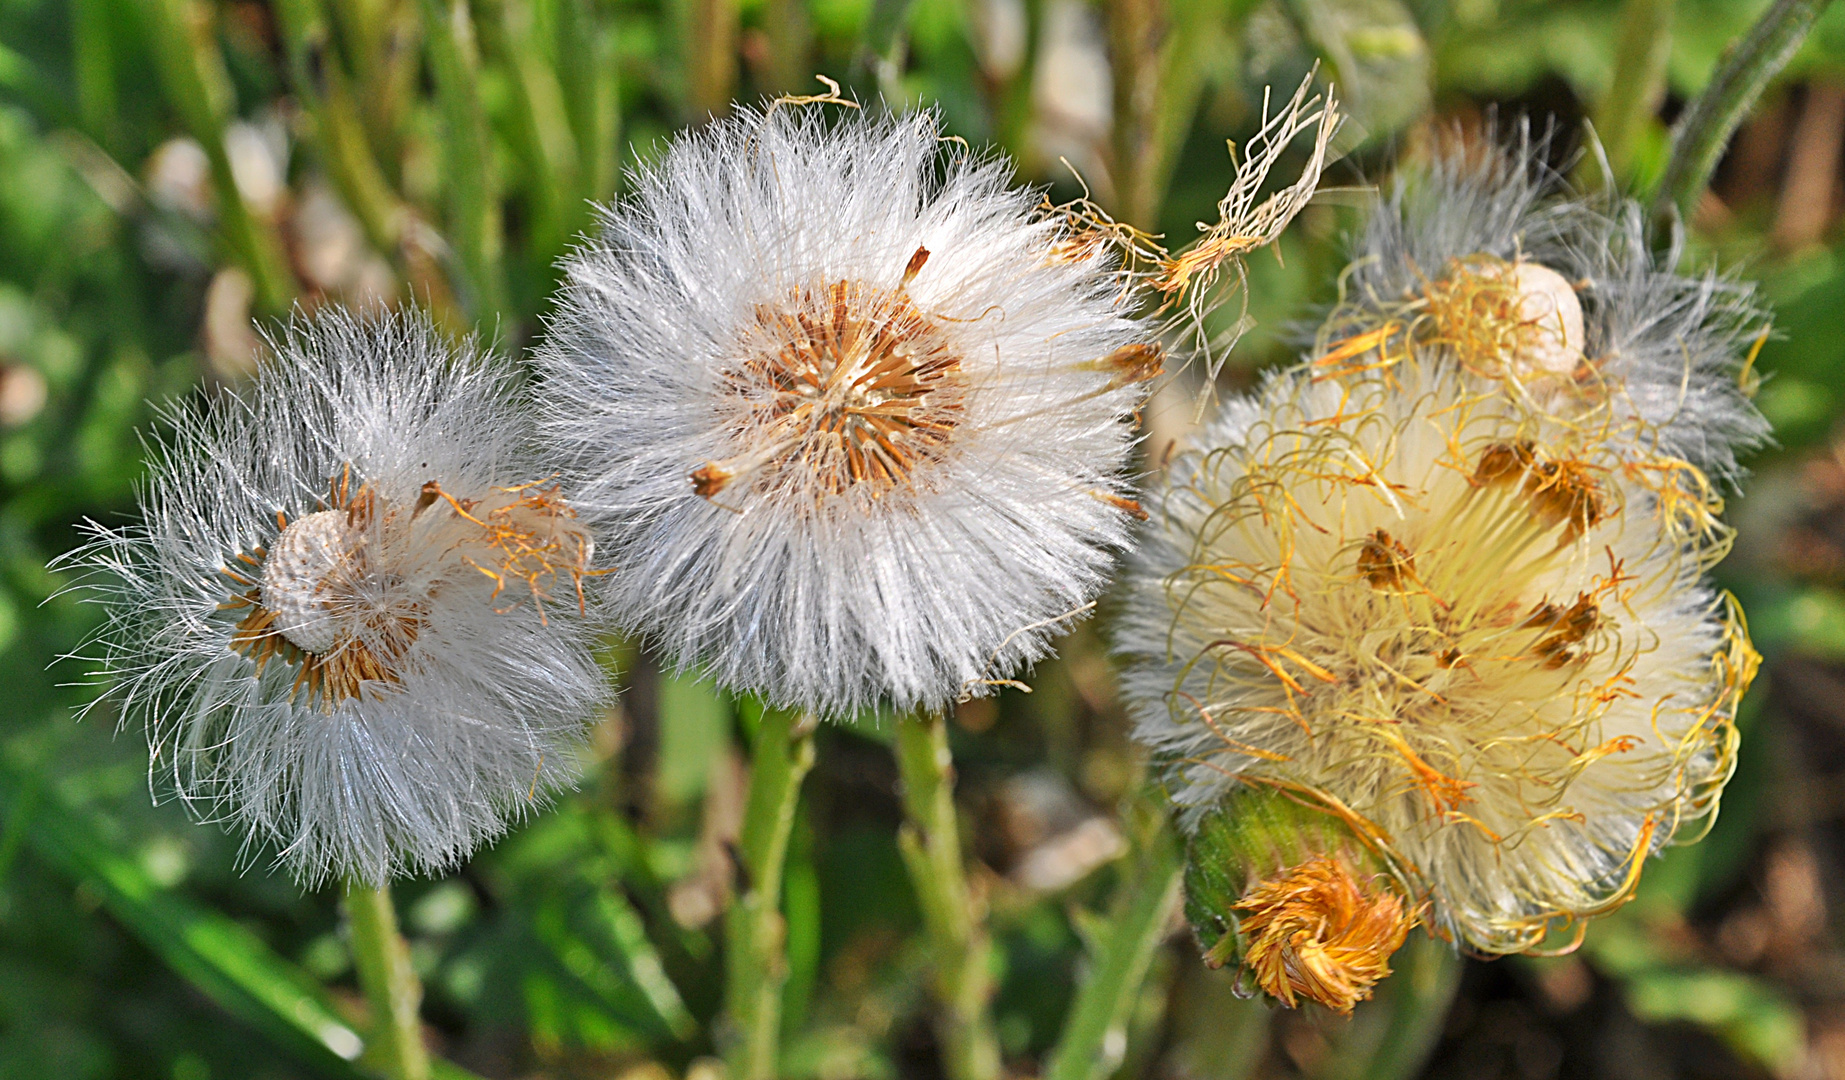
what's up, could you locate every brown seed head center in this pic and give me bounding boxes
[696,279,966,499]
[221,467,595,709]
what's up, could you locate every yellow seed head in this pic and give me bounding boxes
[1130,352,1750,954]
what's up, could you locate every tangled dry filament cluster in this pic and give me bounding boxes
[222,465,595,710]
[1231,855,1414,1014]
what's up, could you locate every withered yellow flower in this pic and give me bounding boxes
[1117,349,1754,986]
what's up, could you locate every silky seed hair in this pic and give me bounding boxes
[1115,349,1754,955]
[535,105,1154,719]
[59,309,608,887]
[1322,121,1770,488]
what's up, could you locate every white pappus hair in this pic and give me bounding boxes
[1339,123,1771,487]
[59,309,610,886]
[533,105,1154,719]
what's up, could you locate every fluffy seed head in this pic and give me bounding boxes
[535,106,1151,718]
[60,310,608,886]
[1117,353,1754,954]
[1326,123,1769,486]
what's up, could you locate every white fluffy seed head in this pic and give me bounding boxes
[58,309,609,887]
[1331,122,1769,486]
[535,106,1154,719]
[1115,352,1754,955]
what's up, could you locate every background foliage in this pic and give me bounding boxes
[1,0,1844,1077]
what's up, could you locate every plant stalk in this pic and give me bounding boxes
[723,708,817,1080]
[1042,796,1182,1080]
[143,0,299,311]
[1653,0,1836,225]
[763,0,814,96]
[343,880,430,1080]
[418,0,510,320]
[1590,0,1675,183]
[687,0,738,121]
[895,712,1001,1080]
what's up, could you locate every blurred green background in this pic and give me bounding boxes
[2,0,1845,1077]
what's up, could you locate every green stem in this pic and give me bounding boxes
[273,0,409,255]
[763,0,814,96]
[343,880,431,1080]
[142,0,298,311]
[1043,799,1182,1080]
[686,0,738,121]
[894,712,1001,1080]
[1107,0,1259,230]
[418,0,510,320]
[1589,0,1675,183]
[723,708,817,1080]
[1653,0,1836,224]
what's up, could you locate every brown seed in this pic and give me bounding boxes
[691,462,734,498]
[1356,528,1415,591]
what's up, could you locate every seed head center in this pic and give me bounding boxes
[706,279,966,498]
[261,509,361,654]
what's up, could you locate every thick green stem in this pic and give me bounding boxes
[343,880,430,1080]
[1589,0,1675,183]
[1653,0,1836,224]
[1043,799,1182,1080]
[762,0,814,96]
[1106,0,1259,230]
[894,713,1001,1080]
[722,709,817,1080]
[686,0,738,121]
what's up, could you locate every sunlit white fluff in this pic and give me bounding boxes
[60,310,607,886]
[534,106,1152,718]
[1330,125,1770,486]
[1115,355,1753,954]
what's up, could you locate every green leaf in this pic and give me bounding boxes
[0,761,491,1080]
[496,810,699,1044]
[4,774,366,1075]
